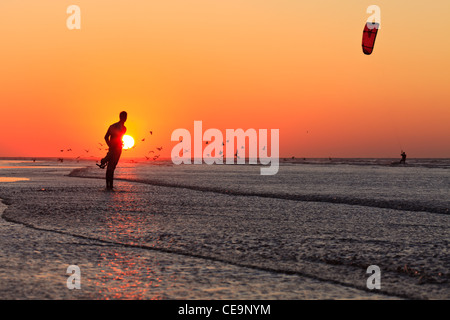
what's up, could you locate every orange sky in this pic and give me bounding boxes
[0,0,449,158]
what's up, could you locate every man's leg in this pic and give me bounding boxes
[106,169,113,189]
[105,149,121,189]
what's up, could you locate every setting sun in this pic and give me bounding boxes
[122,135,135,150]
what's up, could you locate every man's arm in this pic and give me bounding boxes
[104,126,111,147]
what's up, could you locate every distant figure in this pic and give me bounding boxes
[400,151,407,164]
[97,111,127,190]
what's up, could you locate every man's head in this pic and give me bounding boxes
[119,111,127,122]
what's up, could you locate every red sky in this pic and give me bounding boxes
[1,1,449,158]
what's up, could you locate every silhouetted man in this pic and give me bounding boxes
[400,151,407,164]
[99,111,127,190]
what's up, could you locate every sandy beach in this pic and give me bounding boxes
[1,159,449,300]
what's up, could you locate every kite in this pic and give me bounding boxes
[362,22,379,55]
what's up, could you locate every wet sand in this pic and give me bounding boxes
[0,173,397,300]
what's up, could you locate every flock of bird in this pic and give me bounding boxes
[175,139,264,160]
[57,130,266,162]
[57,130,163,162]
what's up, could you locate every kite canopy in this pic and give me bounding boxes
[362,22,379,55]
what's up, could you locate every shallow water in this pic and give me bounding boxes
[0,159,449,299]
[0,177,30,182]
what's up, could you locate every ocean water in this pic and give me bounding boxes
[0,158,449,299]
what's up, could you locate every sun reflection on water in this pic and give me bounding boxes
[88,185,176,299]
[0,177,30,182]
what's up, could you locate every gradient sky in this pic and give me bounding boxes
[0,0,449,158]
